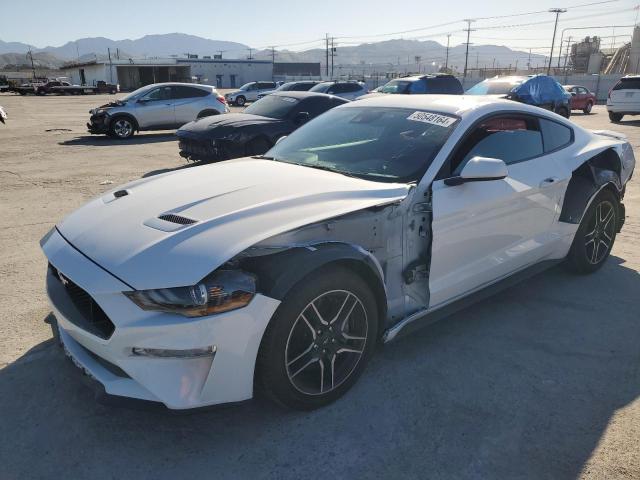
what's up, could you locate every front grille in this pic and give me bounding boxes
[158,213,197,225]
[49,264,115,339]
[179,139,220,159]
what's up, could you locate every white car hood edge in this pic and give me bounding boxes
[56,158,410,290]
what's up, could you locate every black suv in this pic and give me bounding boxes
[373,74,463,96]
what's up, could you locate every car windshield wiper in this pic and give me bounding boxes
[302,163,359,178]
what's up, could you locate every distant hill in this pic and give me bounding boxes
[0,51,64,69]
[253,39,547,73]
[1,34,547,74]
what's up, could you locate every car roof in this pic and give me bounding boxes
[143,82,215,90]
[271,91,349,102]
[341,94,565,119]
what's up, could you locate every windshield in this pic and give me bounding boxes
[243,95,299,119]
[380,80,411,94]
[239,82,254,91]
[466,80,523,95]
[266,107,459,183]
[309,82,332,93]
[120,85,154,102]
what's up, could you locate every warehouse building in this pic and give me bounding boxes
[61,57,274,90]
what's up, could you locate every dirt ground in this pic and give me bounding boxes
[0,93,638,479]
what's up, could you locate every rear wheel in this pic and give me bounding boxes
[566,190,618,274]
[256,267,378,410]
[109,116,135,139]
[557,106,570,118]
[583,102,593,114]
[608,112,623,122]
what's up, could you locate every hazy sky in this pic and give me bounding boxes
[3,0,637,52]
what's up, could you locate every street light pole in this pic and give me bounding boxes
[547,8,567,75]
[445,34,451,71]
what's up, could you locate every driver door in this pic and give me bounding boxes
[135,86,175,128]
[428,114,564,307]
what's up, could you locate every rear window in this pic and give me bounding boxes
[244,95,299,119]
[613,78,640,90]
[466,80,523,95]
[539,118,573,152]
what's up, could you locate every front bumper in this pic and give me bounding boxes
[42,229,280,409]
[87,113,110,134]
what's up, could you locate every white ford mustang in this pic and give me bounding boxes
[41,95,635,410]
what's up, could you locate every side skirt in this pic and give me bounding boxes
[383,259,561,343]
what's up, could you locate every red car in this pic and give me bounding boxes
[564,85,597,114]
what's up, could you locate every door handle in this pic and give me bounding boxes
[539,177,559,187]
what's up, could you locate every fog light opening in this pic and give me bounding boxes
[131,346,216,358]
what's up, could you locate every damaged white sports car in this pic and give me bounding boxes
[41,95,635,410]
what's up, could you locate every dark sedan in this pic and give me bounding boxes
[177,91,348,162]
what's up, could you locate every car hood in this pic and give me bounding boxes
[177,113,278,137]
[56,159,410,290]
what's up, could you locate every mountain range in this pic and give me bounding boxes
[0,33,548,73]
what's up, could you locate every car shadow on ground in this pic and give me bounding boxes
[58,132,177,147]
[1,257,639,479]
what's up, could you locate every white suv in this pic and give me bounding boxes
[225,81,278,106]
[88,83,229,139]
[309,81,368,100]
[607,75,640,122]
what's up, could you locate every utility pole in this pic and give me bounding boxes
[527,49,532,71]
[108,48,113,83]
[547,8,567,75]
[445,34,451,70]
[563,36,572,73]
[325,34,329,77]
[247,48,254,60]
[463,19,476,79]
[27,48,36,78]
[475,51,479,69]
[330,38,336,78]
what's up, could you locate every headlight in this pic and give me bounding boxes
[124,270,256,317]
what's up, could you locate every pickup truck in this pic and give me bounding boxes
[14,80,119,95]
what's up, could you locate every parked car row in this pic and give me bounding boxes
[11,79,119,95]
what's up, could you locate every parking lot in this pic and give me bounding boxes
[0,93,638,479]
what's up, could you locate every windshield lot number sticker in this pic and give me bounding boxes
[407,111,456,127]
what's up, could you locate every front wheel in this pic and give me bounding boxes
[557,106,570,118]
[256,266,379,410]
[235,96,246,106]
[583,102,593,114]
[109,117,135,139]
[565,190,618,274]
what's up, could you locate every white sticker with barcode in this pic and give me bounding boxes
[406,111,457,127]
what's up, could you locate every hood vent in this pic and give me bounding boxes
[114,190,129,198]
[158,213,197,225]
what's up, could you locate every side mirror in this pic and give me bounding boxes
[276,135,287,145]
[294,111,310,125]
[570,91,576,96]
[137,98,148,104]
[444,156,508,186]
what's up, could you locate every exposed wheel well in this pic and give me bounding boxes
[242,245,388,339]
[197,109,219,119]
[559,148,622,224]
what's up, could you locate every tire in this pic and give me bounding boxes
[235,95,246,106]
[196,110,218,120]
[565,189,618,274]
[583,102,593,114]
[109,116,135,139]
[245,136,272,156]
[608,112,623,122]
[557,106,570,118]
[256,266,379,410]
